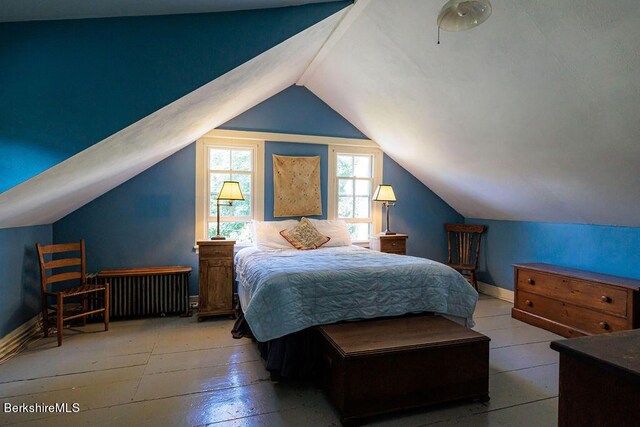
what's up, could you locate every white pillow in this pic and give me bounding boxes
[252,220,299,249]
[307,219,352,247]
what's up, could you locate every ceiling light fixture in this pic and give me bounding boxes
[437,0,492,44]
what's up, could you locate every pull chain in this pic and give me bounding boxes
[437,26,441,45]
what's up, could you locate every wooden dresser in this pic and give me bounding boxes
[512,263,640,338]
[197,240,235,321]
[369,233,408,255]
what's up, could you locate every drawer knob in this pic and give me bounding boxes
[525,300,533,307]
[527,278,535,285]
[599,321,609,330]
[601,295,611,303]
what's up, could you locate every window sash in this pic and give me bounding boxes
[328,147,383,241]
[196,138,265,244]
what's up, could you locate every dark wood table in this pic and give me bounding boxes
[551,330,640,427]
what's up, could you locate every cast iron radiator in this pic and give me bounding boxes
[89,266,192,319]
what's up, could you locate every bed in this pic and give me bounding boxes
[232,220,479,378]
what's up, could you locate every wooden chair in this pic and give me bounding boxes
[36,240,109,346]
[445,224,485,290]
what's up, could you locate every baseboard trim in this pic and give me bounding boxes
[0,315,42,360]
[478,281,514,303]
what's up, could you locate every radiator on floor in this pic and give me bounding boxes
[89,266,192,319]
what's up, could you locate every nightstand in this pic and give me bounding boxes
[369,234,408,255]
[197,240,235,321]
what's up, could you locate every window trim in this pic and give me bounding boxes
[328,145,383,242]
[195,137,265,245]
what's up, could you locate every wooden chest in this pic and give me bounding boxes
[512,263,640,338]
[551,330,640,427]
[317,315,489,424]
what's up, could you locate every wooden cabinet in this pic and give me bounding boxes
[197,240,235,320]
[369,233,408,255]
[551,330,640,427]
[512,263,640,338]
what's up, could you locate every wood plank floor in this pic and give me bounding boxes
[0,295,562,426]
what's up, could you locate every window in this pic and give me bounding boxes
[329,147,383,242]
[196,138,264,244]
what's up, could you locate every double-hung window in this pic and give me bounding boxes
[329,146,383,242]
[196,138,264,244]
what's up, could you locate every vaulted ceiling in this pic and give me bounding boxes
[2,0,640,228]
[302,0,640,226]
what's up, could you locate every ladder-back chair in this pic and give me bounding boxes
[445,224,486,290]
[36,240,109,346]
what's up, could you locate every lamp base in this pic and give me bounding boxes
[381,231,397,236]
[210,236,226,240]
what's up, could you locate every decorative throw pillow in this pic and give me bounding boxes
[280,217,331,250]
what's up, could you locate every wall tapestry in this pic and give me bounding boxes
[273,154,322,217]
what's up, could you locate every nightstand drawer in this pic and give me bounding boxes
[380,238,406,253]
[517,269,628,317]
[199,244,234,259]
[369,234,408,255]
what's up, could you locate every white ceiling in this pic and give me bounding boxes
[0,0,337,22]
[3,0,640,229]
[303,0,640,226]
[0,9,347,227]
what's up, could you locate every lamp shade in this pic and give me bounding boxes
[217,181,245,201]
[437,0,492,32]
[373,184,397,202]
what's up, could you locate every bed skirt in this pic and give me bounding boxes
[231,303,318,380]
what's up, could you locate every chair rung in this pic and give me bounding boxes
[64,309,105,322]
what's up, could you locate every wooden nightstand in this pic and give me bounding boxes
[197,240,235,321]
[369,234,408,255]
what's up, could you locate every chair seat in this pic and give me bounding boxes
[447,263,478,271]
[46,284,106,297]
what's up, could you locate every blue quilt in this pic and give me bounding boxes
[236,246,478,342]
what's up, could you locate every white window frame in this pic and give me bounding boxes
[328,145,383,242]
[195,137,265,245]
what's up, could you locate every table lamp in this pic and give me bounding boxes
[373,184,397,235]
[212,181,245,240]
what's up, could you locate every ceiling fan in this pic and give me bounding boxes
[437,0,492,44]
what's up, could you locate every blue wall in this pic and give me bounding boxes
[466,218,640,290]
[385,156,464,261]
[220,85,366,139]
[0,2,350,193]
[53,145,198,291]
[0,225,52,337]
[53,86,460,296]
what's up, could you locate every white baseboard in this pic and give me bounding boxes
[478,281,514,303]
[0,315,42,360]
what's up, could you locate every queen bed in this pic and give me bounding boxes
[231,219,479,378]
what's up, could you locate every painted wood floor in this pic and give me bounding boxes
[0,295,562,426]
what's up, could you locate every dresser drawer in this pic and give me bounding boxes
[517,269,628,317]
[516,290,629,335]
[380,238,406,253]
